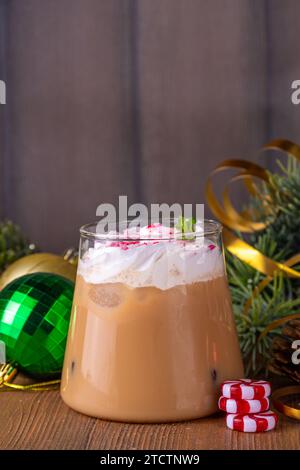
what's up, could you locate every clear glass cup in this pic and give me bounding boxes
[61,219,244,422]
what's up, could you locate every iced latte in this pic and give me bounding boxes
[61,221,243,422]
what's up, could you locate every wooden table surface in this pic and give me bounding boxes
[0,389,299,450]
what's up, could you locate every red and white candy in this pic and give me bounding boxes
[221,379,271,400]
[226,410,278,433]
[218,396,269,414]
[219,378,278,433]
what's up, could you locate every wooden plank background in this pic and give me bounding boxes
[0,0,300,252]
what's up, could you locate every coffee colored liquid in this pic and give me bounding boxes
[61,275,244,422]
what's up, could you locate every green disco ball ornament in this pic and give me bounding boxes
[0,272,74,378]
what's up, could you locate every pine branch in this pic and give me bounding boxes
[227,156,300,375]
[0,220,34,273]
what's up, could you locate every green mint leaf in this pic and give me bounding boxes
[175,216,196,239]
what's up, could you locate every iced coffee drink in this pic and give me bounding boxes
[61,220,243,422]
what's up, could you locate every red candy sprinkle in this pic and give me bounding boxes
[109,241,140,250]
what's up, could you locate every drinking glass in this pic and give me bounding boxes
[61,219,243,422]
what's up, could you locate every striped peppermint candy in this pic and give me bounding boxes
[218,396,269,414]
[226,410,278,432]
[221,379,271,399]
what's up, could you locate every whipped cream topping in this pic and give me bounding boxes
[78,224,224,290]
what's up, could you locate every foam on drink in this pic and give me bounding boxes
[78,223,224,288]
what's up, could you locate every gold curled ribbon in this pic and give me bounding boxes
[0,379,60,392]
[272,386,300,420]
[206,139,300,314]
[0,363,18,384]
[206,139,300,420]
[206,159,269,232]
[258,313,300,341]
[0,362,60,392]
[223,229,300,279]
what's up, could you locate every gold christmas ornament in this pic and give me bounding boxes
[0,253,77,290]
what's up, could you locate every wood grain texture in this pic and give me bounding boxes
[267,0,300,143]
[0,390,298,450]
[1,0,300,252]
[137,0,268,206]
[4,0,136,252]
[1,0,271,252]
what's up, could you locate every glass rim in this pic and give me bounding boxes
[79,219,222,241]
